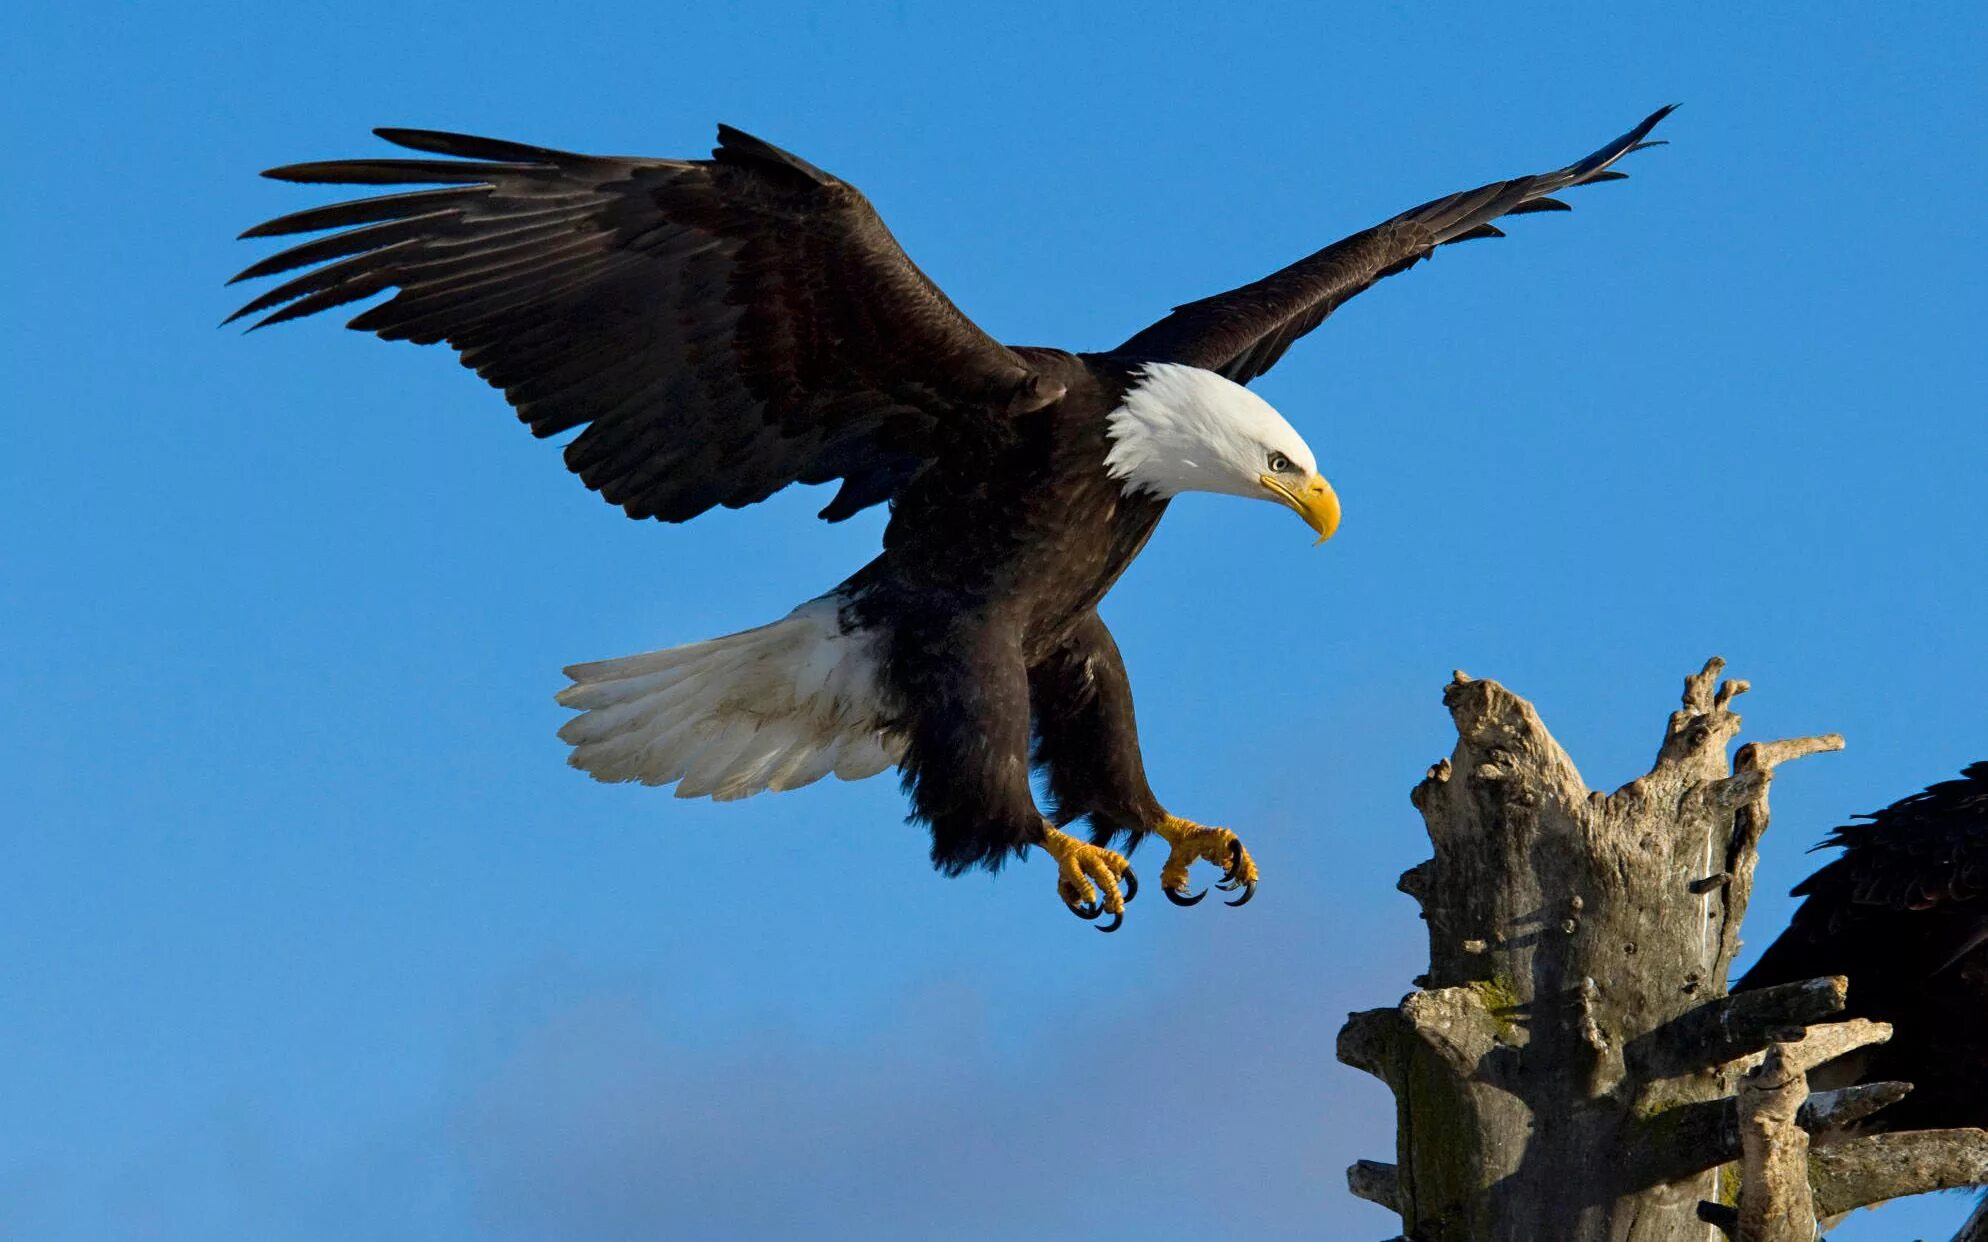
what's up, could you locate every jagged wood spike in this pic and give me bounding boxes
[1797,1081,1912,1134]
[1627,1080,1913,1189]
[1627,975,1847,1078]
[1347,1160,1400,1210]
[1811,1130,1988,1218]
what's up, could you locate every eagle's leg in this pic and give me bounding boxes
[1029,612,1260,911]
[893,617,1136,930]
[1151,817,1258,908]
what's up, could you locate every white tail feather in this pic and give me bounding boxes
[557,597,903,800]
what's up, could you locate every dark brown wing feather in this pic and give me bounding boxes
[1780,762,1988,938]
[229,126,1061,522]
[1111,106,1675,385]
[1737,763,1988,1133]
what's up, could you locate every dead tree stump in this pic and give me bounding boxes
[1339,659,1988,1240]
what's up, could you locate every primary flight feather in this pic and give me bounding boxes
[231,107,1672,929]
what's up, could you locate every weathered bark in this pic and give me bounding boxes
[1339,659,1988,1238]
[1339,660,1852,1240]
[1732,1019,1893,1240]
[1810,1131,1988,1218]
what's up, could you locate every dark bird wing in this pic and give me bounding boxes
[1111,106,1675,385]
[1736,763,1988,1132]
[229,126,1063,523]
[1780,762,1988,954]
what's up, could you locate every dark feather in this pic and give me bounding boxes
[230,125,1059,523]
[263,158,540,186]
[1111,105,1675,385]
[237,187,490,239]
[225,239,423,325]
[712,123,835,185]
[1739,762,1988,1133]
[370,128,582,162]
[228,212,458,283]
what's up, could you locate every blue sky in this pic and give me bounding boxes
[5,3,1985,1238]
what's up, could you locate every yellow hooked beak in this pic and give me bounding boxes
[1259,472,1341,544]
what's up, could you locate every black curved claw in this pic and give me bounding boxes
[1224,879,1257,908]
[1119,866,1138,904]
[1095,907,1123,933]
[1164,884,1207,907]
[1061,883,1104,921]
[1221,839,1245,883]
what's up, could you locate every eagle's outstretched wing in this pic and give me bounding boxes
[229,126,1062,523]
[1766,762,1988,952]
[1111,106,1675,385]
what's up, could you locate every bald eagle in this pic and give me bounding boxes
[230,108,1671,929]
[1739,762,1988,1132]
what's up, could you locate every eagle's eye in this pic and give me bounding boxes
[1267,451,1293,474]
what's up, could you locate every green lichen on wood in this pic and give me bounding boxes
[1717,1161,1741,1207]
[1630,1095,1687,1147]
[1467,975,1525,1042]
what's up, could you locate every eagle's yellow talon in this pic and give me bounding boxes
[1156,816,1258,908]
[1039,827,1134,932]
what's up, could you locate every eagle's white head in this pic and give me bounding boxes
[1103,363,1340,542]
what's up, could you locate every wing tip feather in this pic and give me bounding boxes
[371,127,576,163]
[712,123,834,185]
